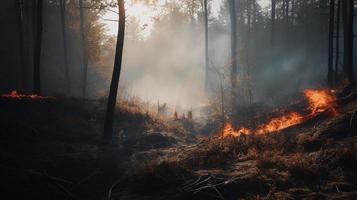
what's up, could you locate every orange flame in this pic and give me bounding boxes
[222,123,252,138]
[1,90,55,101]
[221,89,338,138]
[255,112,304,135]
[304,89,338,116]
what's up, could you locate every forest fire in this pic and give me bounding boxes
[0,90,55,101]
[222,89,339,138]
[222,123,252,138]
[304,89,338,116]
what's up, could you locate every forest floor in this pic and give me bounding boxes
[0,86,357,200]
[0,95,195,200]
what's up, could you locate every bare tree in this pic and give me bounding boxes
[271,0,276,45]
[16,0,26,91]
[60,0,71,93]
[334,0,341,84]
[327,0,335,86]
[342,0,354,84]
[79,0,89,98]
[229,0,237,106]
[203,0,209,92]
[33,0,43,94]
[104,0,126,140]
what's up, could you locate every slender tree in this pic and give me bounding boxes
[16,0,26,91]
[203,0,209,92]
[291,0,295,25]
[229,0,237,103]
[60,0,71,93]
[285,0,290,27]
[79,0,89,98]
[342,0,354,84]
[327,0,335,86]
[104,0,126,140]
[334,0,341,84]
[33,0,43,94]
[271,0,276,45]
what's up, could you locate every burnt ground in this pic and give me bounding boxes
[0,86,357,200]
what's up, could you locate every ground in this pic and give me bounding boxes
[0,86,356,200]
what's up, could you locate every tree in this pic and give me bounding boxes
[60,0,71,93]
[334,0,341,84]
[327,0,334,86]
[271,0,276,45]
[104,0,126,140]
[229,0,237,104]
[16,0,26,91]
[203,0,209,92]
[79,0,89,98]
[34,0,43,94]
[342,0,354,84]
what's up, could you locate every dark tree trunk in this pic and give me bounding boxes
[285,0,290,24]
[229,0,237,89]
[328,0,335,86]
[60,0,71,93]
[79,0,89,98]
[16,0,26,91]
[33,0,43,94]
[334,0,341,84]
[252,0,256,26]
[229,0,238,103]
[342,0,354,84]
[271,0,276,45]
[104,0,126,140]
[203,0,209,92]
[247,0,251,36]
[291,0,295,25]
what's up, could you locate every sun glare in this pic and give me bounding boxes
[102,0,269,37]
[126,3,162,37]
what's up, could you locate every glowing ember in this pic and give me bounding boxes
[221,89,339,138]
[1,90,55,101]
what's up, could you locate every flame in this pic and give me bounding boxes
[1,90,55,101]
[221,89,338,138]
[304,89,338,116]
[222,123,252,138]
[255,112,304,135]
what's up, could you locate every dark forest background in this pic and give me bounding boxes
[0,0,356,110]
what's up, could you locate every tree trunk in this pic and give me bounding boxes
[229,0,238,106]
[247,0,251,35]
[327,0,335,86]
[60,0,71,94]
[271,0,276,45]
[334,0,340,84]
[285,0,290,25]
[79,0,89,98]
[291,0,295,25]
[104,0,126,140]
[16,0,26,91]
[33,0,43,94]
[203,0,209,92]
[342,0,354,84]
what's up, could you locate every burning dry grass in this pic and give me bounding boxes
[108,86,357,199]
[222,89,339,138]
